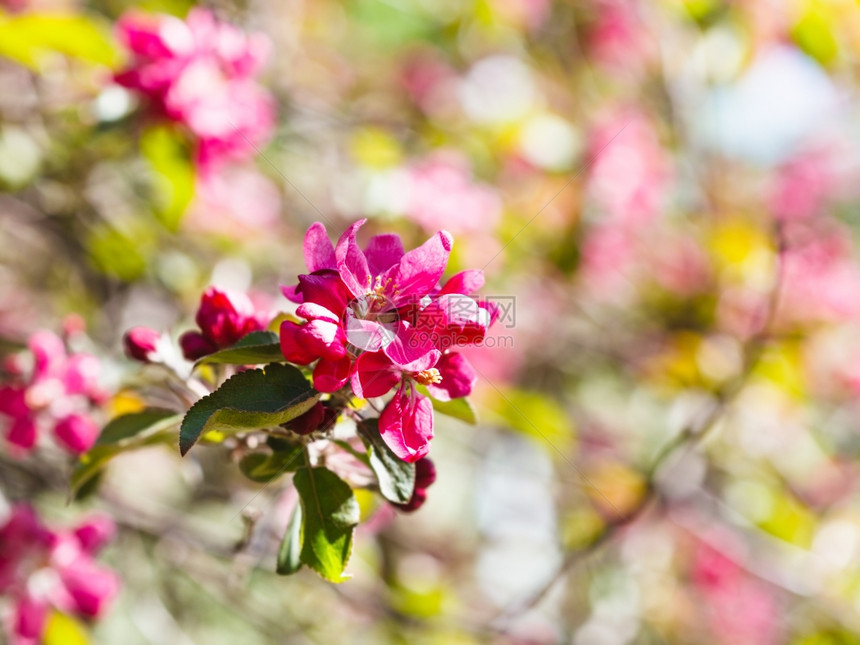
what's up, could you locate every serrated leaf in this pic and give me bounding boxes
[96,408,179,446]
[358,419,415,504]
[294,466,359,583]
[195,331,283,367]
[179,363,319,455]
[239,440,304,483]
[277,504,303,575]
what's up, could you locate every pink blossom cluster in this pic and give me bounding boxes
[0,331,106,455]
[114,8,275,171]
[280,220,495,462]
[1,505,119,644]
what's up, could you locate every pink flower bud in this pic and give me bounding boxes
[179,331,217,361]
[73,515,117,555]
[53,414,99,455]
[123,327,160,363]
[284,402,337,436]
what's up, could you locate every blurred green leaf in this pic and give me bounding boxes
[277,504,304,576]
[71,429,176,498]
[294,466,359,583]
[96,408,179,446]
[484,387,575,452]
[0,11,118,69]
[239,439,304,483]
[417,386,477,425]
[141,126,195,231]
[87,225,150,282]
[358,418,415,504]
[179,363,319,455]
[347,0,435,48]
[195,331,283,367]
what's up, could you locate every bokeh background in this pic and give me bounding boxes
[3,0,860,643]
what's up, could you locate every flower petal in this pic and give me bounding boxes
[383,322,440,371]
[382,230,453,305]
[296,302,339,323]
[313,356,352,393]
[335,219,372,298]
[426,352,476,401]
[303,222,337,272]
[365,233,405,275]
[279,320,317,364]
[379,386,434,463]
[300,319,347,360]
[351,351,401,398]
[295,270,351,315]
[439,269,485,296]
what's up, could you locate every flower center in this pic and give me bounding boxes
[412,368,442,386]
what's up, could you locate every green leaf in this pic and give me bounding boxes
[141,126,195,231]
[358,419,415,504]
[277,504,304,575]
[195,331,283,367]
[179,363,320,456]
[96,408,179,446]
[0,12,118,69]
[417,386,477,425]
[294,466,360,583]
[239,440,304,483]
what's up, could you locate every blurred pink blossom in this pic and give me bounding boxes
[0,505,119,644]
[587,109,671,226]
[185,165,281,236]
[115,9,275,172]
[401,152,502,235]
[587,1,655,72]
[691,540,779,645]
[778,224,860,325]
[0,331,105,456]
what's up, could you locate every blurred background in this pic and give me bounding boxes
[3,0,860,643]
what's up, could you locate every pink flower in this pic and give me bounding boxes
[0,331,105,456]
[351,349,476,461]
[180,286,271,360]
[280,220,490,460]
[401,152,502,235]
[0,506,119,643]
[115,9,275,171]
